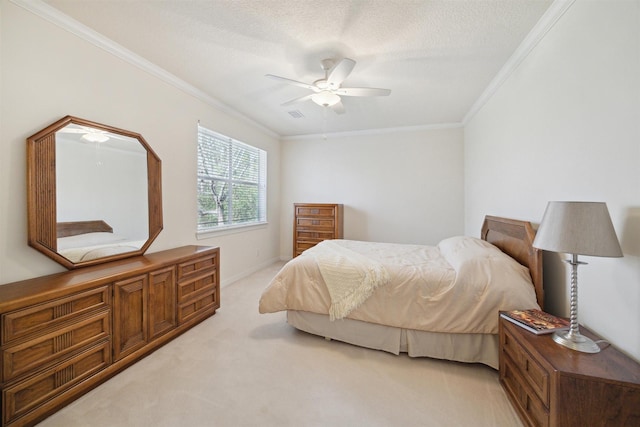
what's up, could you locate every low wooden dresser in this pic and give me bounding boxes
[293,203,344,257]
[0,245,219,427]
[499,315,640,427]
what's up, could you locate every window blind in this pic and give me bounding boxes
[197,125,266,231]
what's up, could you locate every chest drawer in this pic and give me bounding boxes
[2,310,110,383]
[295,241,322,255]
[296,230,336,241]
[296,217,335,230]
[501,325,550,406]
[1,286,110,345]
[295,206,336,217]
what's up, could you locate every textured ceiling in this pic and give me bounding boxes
[43,0,553,137]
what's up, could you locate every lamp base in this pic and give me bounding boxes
[552,330,600,353]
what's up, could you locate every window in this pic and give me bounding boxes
[197,125,267,233]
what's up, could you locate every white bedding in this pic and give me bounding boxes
[58,232,145,262]
[259,236,540,335]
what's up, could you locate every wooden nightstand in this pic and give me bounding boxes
[499,315,640,427]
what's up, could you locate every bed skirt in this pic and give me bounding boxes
[286,310,499,369]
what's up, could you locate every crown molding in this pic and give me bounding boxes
[10,0,279,139]
[463,0,577,125]
[281,122,463,142]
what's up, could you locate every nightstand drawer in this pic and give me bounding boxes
[501,325,550,406]
[502,353,550,427]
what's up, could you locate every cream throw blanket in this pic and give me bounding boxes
[306,240,390,320]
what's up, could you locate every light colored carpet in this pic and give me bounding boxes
[37,262,523,427]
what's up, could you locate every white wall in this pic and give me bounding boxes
[0,1,281,285]
[280,127,465,258]
[465,0,640,361]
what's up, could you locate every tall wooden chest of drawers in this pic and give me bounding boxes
[499,315,640,427]
[0,246,219,427]
[293,203,344,257]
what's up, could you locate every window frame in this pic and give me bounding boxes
[196,125,267,238]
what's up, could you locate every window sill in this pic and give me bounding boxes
[196,221,268,239]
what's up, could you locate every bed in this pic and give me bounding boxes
[57,220,145,263]
[259,216,543,369]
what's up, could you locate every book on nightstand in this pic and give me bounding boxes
[500,309,570,335]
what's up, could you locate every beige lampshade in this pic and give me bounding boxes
[533,201,623,257]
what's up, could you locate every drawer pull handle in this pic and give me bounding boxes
[54,302,73,318]
[53,332,73,352]
[55,365,75,387]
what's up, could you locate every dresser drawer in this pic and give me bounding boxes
[2,340,110,426]
[295,206,336,217]
[2,310,110,383]
[178,290,218,325]
[501,325,550,406]
[177,272,217,303]
[502,352,550,427]
[2,286,110,345]
[177,254,217,282]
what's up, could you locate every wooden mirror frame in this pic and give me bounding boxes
[27,115,163,269]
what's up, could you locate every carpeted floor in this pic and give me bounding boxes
[37,261,523,427]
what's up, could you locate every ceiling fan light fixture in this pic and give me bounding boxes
[311,90,340,107]
[82,132,110,143]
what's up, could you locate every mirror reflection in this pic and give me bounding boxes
[27,115,163,269]
[55,124,149,263]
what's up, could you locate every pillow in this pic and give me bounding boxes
[437,236,503,271]
[438,235,535,304]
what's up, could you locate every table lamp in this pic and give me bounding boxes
[533,201,623,353]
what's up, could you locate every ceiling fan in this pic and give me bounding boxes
[266,58,391,114]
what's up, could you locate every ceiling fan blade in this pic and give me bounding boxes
[330,101,346,115]
[281,93,314,106]
[327,58,356,88]
[335,87,391,97]
[265,74,317,91]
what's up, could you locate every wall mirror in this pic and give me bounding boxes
[27,115,163,269]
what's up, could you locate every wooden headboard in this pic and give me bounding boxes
[481,215,544,309]
[57,220,113,238]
